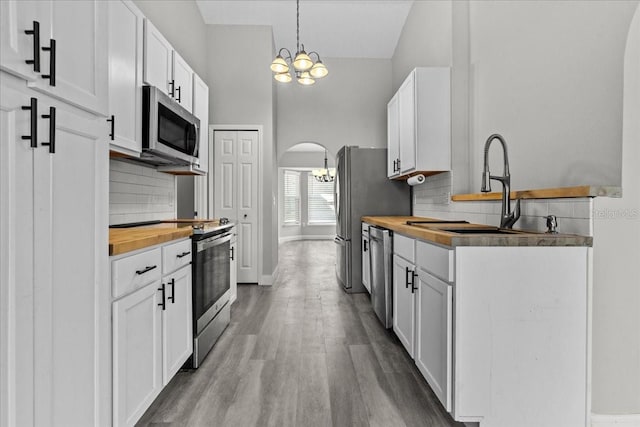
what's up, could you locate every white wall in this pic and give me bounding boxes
[276,58,392,158]
[591,4,640,415]
[207,25,278,279]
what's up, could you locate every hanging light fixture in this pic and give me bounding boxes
[270,0,329,85]
[312,150,336,182]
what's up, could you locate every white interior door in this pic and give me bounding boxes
[213,130,258,283]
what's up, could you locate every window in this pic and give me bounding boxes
[307,175,336,225]
[283,171,300,225]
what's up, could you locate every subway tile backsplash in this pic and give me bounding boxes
[109,159,176,225]
[413,172,594,236]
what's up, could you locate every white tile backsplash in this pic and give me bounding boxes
[412,173,593,236]
[109,159,176,225]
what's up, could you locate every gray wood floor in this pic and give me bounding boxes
[137,240,463,427]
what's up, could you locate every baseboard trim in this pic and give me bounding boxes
[591,413,640,426]
[259,263,279,286]
[279,235,334,244]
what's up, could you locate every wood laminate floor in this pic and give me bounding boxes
[137,240,463,427]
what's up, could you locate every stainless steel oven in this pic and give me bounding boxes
[191,228,232,368]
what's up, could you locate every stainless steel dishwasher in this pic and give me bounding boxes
[369,226,393,328]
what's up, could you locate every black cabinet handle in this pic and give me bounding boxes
[169,79,175,97]
[24,21,41,72]
[135,265,157,275]
[175,86,181,103]
[363,239,368,252]
[158,283,166,310]
[392,159,397,173]
[41,106,55,153]
[230,246,235,261]
[410,271,417,294]
[41,39,56,86]
[107,115,115,140]
[176,251,190,259]
[396,158,401,172]
[21,97,38,148]
[168,278,175,304]
[405,266,411,289]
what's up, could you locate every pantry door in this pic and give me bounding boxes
[213,130,258,283]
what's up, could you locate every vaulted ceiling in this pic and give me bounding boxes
[195,0,414,59]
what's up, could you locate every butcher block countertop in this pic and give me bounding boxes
[452,185,621,201]
[361,216,592,247]
[109,225,192,256]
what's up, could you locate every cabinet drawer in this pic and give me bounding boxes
[163,239,192,275]
[394,233,415,263]
[416,240,453,282]
[112,248,162,299]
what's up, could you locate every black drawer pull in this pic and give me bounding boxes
[168,278,175,304]
[41,39,56,86]
[21,97,38,148]
[41,106,55,153]
[107,115,115,140]
[169,79,175,97]
[175,86,181,103]
[135,265,157,275]
[24,21,41,72]
[176,251,190,259]
[158,283,166,310]
[230,246,234,261]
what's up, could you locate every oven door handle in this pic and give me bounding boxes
[197,232,233,252]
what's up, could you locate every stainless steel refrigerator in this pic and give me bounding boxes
[334,146,410,293]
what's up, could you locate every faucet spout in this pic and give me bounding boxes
[481,133,519,228]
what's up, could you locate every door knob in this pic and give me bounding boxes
[244,214,247,218]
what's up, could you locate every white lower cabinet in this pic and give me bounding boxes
[361,223,371,293]
[415,268,452,411]
[111,239,193,427]
[112,281,163,427]
[161,265,193,384]
[230,227,238,303]
[392,253,416,357]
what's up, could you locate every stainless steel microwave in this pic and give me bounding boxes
[141,85,199,166]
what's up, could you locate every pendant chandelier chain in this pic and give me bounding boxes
[296,0,300,53]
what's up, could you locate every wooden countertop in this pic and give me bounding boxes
[452,185,621,201]
[361,216,592,247]
[109,219,229,256]
[109,225,192,256]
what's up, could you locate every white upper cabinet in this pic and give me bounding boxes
[387,67,451,179]
[172,51,193,113]
[143,19,173,97]
[1,0,109,116]
[143,19,194,113]
[192,72,209,173]
[108,0,144,156]
[387,93,400,178]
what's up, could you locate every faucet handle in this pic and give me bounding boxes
[545,215,558,234]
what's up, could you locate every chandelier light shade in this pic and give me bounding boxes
[271,0,328,86]
[312,150,336,182]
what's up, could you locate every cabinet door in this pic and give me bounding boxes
[107,0,143,156]
[192,72,209,173]
[0,73,38,427]
[32,93,110,426]
[143,19,172,97]
[387,93,400,178]
[172,51,193,113]
[162,265,193,385]
[0,0,49,81]
[362,232,371,293]
[113,283,163,427]
[398,71,416,174]
[416,269,452,411]
[392,254,415,357]
[31,0,108,116]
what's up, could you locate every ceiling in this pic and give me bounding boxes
[195,0,414,59]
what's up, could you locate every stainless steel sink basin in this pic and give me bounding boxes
[440,227,523,235]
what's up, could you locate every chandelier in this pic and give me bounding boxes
[270,0,328,85]
[312,150,335,182]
